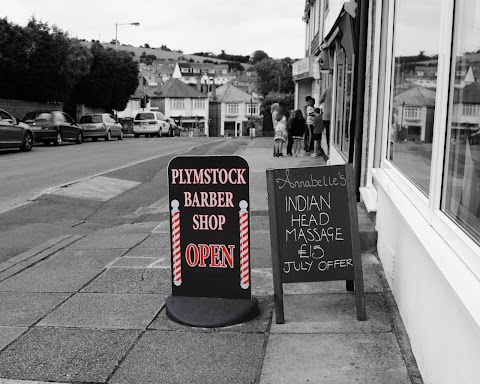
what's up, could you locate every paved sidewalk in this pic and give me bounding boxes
[0,137,422,384]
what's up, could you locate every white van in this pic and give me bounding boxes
[133,111,170,138]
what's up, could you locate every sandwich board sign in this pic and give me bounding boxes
[266,163,366,322]
[166,155,258,327]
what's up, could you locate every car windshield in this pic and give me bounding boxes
[23,112,49,122]
[80,115,102,123]
[135,113,155,120]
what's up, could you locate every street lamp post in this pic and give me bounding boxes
[115,22,140,51]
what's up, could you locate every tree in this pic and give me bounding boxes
[260,92,294,116]
[251,50,269,64]
[70,42,139,111]
[253,58,294,96]
[0,17,92,102]
[144,43,150,48]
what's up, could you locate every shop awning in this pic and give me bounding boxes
[320,1,357,55]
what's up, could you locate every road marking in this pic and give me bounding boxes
[50,176,140,202]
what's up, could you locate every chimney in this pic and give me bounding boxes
[211,83,216,101]
[196,77,201,91]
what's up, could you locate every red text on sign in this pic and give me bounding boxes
[185,243,235,268]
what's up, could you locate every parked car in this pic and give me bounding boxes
[166,118,181,137]
[22,111,83,146]
[133,111,170,138]
[79,113,123,141]
[0,108,34,152]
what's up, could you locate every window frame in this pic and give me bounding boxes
[375,0,480,275]
[226,103,239,115]
[193,99,206,109]
[171,98,185,110]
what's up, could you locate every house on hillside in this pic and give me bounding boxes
[208,83,260,137]
[172,62,236,90]
[150,78,209,136]
[392,85,436,142]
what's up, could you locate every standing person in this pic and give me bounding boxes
[273,107,288,157]
[290,109,306,157]
[319,86,332,157]
[271,103,280,131]
[286,109,295,156]
[305,97,315,152]
[312,107,323,157]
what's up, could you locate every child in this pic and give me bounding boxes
[274,108,288,156]
[312,107,323,157]
[290,109,306,157]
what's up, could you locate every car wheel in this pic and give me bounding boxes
[76,131,83,144]
[105,130,111,141]
[134,133,139,138]
[20,132,33,151]
[54,133,62,146]
[92,137,98,142]
[118,131,123,140]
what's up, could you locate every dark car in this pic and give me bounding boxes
[22,110,83,146]
[0,108,34,152]
[79,113,123,141]
[166,118,181,137]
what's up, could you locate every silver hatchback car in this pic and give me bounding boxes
[79,113,123,141]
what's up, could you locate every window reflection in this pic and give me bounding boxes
[388,0,441,195]
[442,0,480,242]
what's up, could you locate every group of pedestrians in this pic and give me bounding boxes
[273,87,331,158]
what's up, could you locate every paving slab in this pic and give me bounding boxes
[259,333,410,384]
[123,246,170,259]
[0,327,27,351]
[38,293,164,329]
[68,233,148,250]
[0,327,139,383]
[0,380,69,384]
[96,222,160,234]
[132,233,171,249]
[149,295,274,333]
[0,292,70,326]
[50,176,140,202]
[270,293,391,334]
[110,330,267,384]
[109,256,161,268]
[0,249,127,292]
[82,268,171,294]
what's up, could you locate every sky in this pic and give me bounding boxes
[3,0,307,60]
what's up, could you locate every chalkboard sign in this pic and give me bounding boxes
[168,155,251,300]
[267,164,366,322]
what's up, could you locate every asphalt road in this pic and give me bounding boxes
[0,136,250,263]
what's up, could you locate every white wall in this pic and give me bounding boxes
[374,173,480,384]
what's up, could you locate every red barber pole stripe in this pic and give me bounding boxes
[239,200,249,289]
[171,200,182,286]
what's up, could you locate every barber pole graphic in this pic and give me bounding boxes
[171,199,182,286]
[239,200,250,289]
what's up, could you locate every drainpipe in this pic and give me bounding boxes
[351,0,369,201]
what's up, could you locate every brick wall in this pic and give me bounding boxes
[0,99,63,120]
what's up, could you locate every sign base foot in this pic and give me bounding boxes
[166,295,259,328]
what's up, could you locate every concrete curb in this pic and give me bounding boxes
[0,234,85,282]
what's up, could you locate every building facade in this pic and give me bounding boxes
[296,0,480,383]
[208,83,260,137]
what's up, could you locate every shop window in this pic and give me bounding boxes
[387,0,441,195]
[442,0,480,243]
[333,48,354,159]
